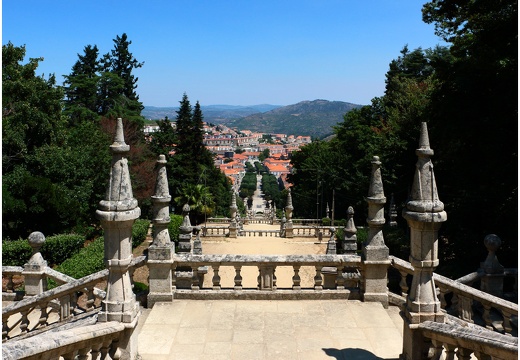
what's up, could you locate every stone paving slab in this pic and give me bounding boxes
[138,300,403,360]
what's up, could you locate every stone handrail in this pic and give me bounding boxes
[292,226,332,238]
[171,253,362,300]
[2,321,125,360]
[240,230,280,237]
[291,219,323,225]
[418,320,518,360]
[2,255,146,341]
[201,226,229,237]
[205,217,232,224]
[2,270,108,341]
[390,256,518,335]
[2,266,24,294]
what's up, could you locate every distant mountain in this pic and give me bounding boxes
[142,104,282,123]
[226,100,363,138]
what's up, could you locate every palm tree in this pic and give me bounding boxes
[174,183,215,225]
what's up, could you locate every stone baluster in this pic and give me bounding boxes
[362,156,390,307]
[482,303,492,330]
[458,296,473,323]
[95,118,140,360]
[77,348,90,360]
[292,266,301,290]
[6,274,15,292]
[60,294,71,320]
[19,312,29,334]
[399,270,409,298]
[23,231,48,296]
[86,286,96,311]
[456,347,472,360]
[234,266,243,290]
[38,302,49,328]
[502,310,513,334]
[480,234,505,298]
[148,154,175,307]
[314,266,323,290]
[284,189,294,238]
[212,265,221,290]
[444,343,457,360]
[401,122,447,360]
[191,266,200,290]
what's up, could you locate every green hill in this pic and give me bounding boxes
[226,99,362,138]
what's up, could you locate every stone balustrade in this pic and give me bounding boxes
[418,320,518,360]
[240,230,280,237]
[2,321,125,360]
[292,226,332,238]
[390,256,518,336]
[171,253,362,300]
[201,226,229,236]
[205,217,232,224]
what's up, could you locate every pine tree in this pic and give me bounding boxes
[63,45,101,125]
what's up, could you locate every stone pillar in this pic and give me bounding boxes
[229,191,238,238]
[23,232,48,296]
[284,188,294,238]
[95,118,140,360]
[362,156,390,307]
[401,122,447,360]
[323,227,340,288]
[342,206,358,254]
[480,234,504,298]
[147,155,175,308]
[176,204,194,289]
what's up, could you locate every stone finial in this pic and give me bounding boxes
[285,188,294,222]
[27,231,46,266]
[325,203,330,219]
[96,118,140,331]
[343,206,358,254]
[481,234,504,274]
[326,227,337,255]
[98,118,139,215]
[405,122,445,217]
[178,203,193,252]
[193,226,202,255]
[151,155,172,247]
[230,191,238,220]
[366,156,386,230]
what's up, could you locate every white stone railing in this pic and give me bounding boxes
[2,270,108,341]
[2,255,146,341]
[171,253,362,300]
[2,321,125,360]
[201,225,229,236]
[246,219,272,224]
[418,320,518,360]
[205,217,232,224]
[291,219,322,225]
[292,226,332,238]
[240,230,281,237]
[390,256,518,335]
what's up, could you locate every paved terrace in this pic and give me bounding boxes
[137,223,404,360]
[137,300,403,360]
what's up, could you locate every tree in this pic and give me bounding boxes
[63,45,101,125]
[174,183,214,225]
[148,117,176,157]
[99,33,145,125]
[422,0,518,271]
[2,43,110,239]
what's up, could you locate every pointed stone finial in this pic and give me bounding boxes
[326,203,330,219]
[286,188,293,209]
[405,122,446,218]
[178,203,193,253]
[110,118,130,153]
[151,155,171,247]
[367,156,386,203]
[343,206,358,254]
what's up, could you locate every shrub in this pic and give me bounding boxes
[55,237,105,279]
[2,239,32,266]
[132,219,150,248]
[168,214,183,243]
[2,234,86,267]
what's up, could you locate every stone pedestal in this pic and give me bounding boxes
[147,243,175,306]
[362,156,390,308]
[23,232,48,296]
[480,234,505,298]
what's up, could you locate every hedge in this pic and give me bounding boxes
[132,219,151,248]
[2,234,85,267]
[55,237,105,279]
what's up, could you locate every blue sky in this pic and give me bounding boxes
[3,1,445,107]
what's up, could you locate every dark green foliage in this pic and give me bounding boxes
[132,219,150,248]
[168,214,183,244]
[239,172,257,199]
[55,237,104,279]
[148,118,176,157]
[3,234,85,267]
[261,174,282,208]
[2,239,32,266]
[167,94,232,220]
